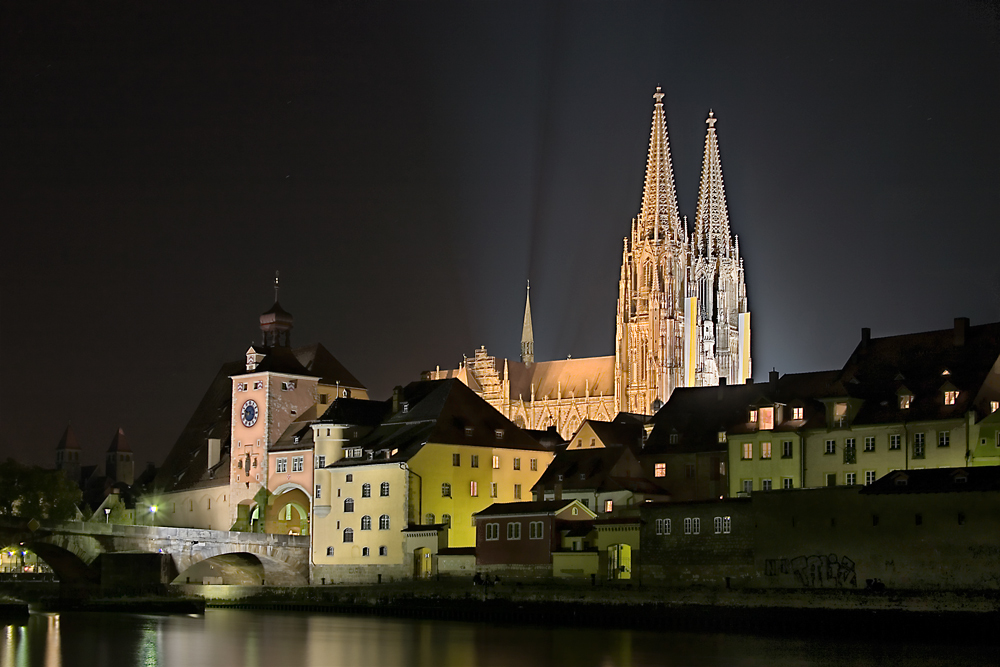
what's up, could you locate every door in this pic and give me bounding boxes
[608,544,632,580]
[414,547,432,579]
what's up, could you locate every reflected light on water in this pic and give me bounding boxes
[44,616,59,667]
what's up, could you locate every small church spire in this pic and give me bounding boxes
[520,280,534,366]
[274,270,280,302]
[260,271,294,347]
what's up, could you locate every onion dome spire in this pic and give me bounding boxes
[694,110,733,257]
[260,270,294,347]
[520,280,534,366]
[639,87,682,243]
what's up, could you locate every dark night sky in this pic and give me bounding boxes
[2,1,998,469]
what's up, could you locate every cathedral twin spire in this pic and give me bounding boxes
[638,87,682,244]
[693,111,734,258]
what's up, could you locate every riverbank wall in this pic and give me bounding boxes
[174,581,1000,643]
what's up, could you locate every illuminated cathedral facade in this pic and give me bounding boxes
[427,88,751,435]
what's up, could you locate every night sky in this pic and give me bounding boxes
[3,1,998,469]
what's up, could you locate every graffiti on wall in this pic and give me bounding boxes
[764,554,857,588]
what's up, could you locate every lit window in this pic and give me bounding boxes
[343,528,353,543]
[470,481,478,497]
[530,458,537,471]
[899,395,913,409]
[379,546,387,556]
[485,523,499,540]
[762,479,772,491]
[792,406,804,420]
[381,482,390,496]
[834,403,848,426]
[654,463,666,477]
[782,441,793,458]
[889,434,901,450]
[513,484,522,500]
[914,433,925,458]
[452,453,461,467]
[379,514,390,530]
[718,431,727,443]
[507,522,521,540]
[492,455,500,469]
[604,499,613,513]
[944,391,959,405]
[845,472,856,486]
[529,521,543,539]
[864,437,875,452]
[741,443,753,460]
[361,515,371,530]
[441,483,451,497]
[991,401,999,413]
[825,440,835,455]
[864,470,876,485]
[491,483,497,497]
[513,458,521,470]
[471,454,479,468]
[748,410,758,423]
[782,478,793,489]
[343,498,354,512]
[938,431,950,447]
[761,442,772,459]
[760,407,774,430]
[361,483,371,498]
[723,516,731,534]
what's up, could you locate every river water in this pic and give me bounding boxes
[1,609,995,667]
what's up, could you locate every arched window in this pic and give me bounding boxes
[344,498,354,512]
[362,546,370,557]
[379,514,390,530]
[441,514,451,528]
[380,482,390,497]
[343,528,353,543]
[326,546,334,556]
[361,515,372,530]
[441,483,451,497]
[362,483,371,498]
[425,513,435,524]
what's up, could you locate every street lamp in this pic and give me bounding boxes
[149,505,158,526]
[104,508,111,523]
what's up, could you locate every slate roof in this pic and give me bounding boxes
[317,397,390,426]
[329,379,546,468]
[532,445,669,496]
[585,420,645,452]
[860,466,1000,495]
[153,361,241,493]
[293,343,366,389]
[474,500,584,517]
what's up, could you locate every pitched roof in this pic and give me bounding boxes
[329,379,545,468]
[317,396,390,426]
[293,343,366,389]
[56,426,80,451]
[474,500,590,518]
[505,355,616,400]
[153,361,241,493]
[532,446,667,496]
[860,466,1000,495]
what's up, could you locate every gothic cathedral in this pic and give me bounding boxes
[427,88,751,435]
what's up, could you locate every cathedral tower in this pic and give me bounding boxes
[521,281,534,366]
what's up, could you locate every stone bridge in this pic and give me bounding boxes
[0,519,309,592]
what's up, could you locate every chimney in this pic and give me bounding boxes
[554,483,563,501]
[745,377,753,385]
[718,377,726,401]
[861,327,871,351]
[954,317,969,346]
[392,386,403,413]
[719,377,727,387]
[207,438,221,469]
[769,369,778,390]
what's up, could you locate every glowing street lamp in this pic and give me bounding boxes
[104,508,111,523]
[149,505,158,526]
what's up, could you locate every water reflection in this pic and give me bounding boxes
[0,609,996,667]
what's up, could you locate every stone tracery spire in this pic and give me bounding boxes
[694,110,733,257]
[639,87,682,243]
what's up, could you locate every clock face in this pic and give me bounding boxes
[241,400,259,428]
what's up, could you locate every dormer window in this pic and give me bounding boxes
[760,407,774,430]
[748,410,758,423]
[495,429,504,440]
[899,395,913,409]
[282,381,296,391]
[464,427,474,437]
[953,473,968,484]
[942,369,950,376]
[792,406,803,420]
[717,431,727,443]
[669,433,679,444]
[944,391,959,405]
[894,476,908,487]
[991,401,999,413]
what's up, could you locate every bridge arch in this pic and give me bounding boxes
[172,551,306,586]
[268,486,310,536]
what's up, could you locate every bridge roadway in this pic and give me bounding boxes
[0,519,309,590]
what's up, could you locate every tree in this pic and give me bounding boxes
[0,459,82,522]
